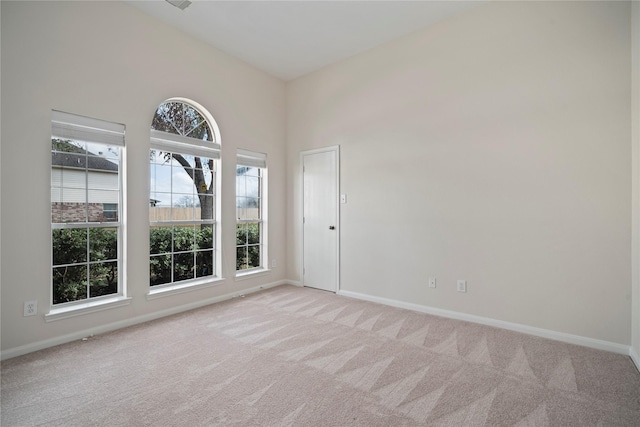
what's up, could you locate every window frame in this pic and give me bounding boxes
[49,110,126,310]
[236,149,268,276]
[148,99,222,294]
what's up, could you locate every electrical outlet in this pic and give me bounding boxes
[457,280,467,293]
[24,301,37,317]
[428,277,436,288]
[271,259,277,268]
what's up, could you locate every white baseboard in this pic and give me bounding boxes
[285,280,302,287]
[337,289,631,356]
[630,346,640,371]
[1,280,287,361]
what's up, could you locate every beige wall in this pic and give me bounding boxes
[1,0,636,357]
[0,1,286,353]
[287,1,632,344]
[632,1,640,361]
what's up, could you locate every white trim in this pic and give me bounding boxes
[146,277,225,300]
[631,346,640,372]
[45,297,132,322]
[1,280,288,361]
[337,289,631,356]
[299,145,340,293]
[235,268,271,281]
[286,279,303,287]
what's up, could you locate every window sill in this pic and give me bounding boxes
[45,296,132,322]
[235,268,271,281]
[147,277,225,300]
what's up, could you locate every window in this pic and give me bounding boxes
[103,203,118,221]
[236,149,267,272]
[149,99,221,288]
[51,111,124,305]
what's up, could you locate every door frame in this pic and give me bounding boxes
[300,145,340,292]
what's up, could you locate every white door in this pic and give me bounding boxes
[302,147,339,292]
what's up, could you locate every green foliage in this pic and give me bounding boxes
[51,138,84,153]
[149,226,214,286]
[52,228,118,304]
[53,222,255,299]
[236,223,260,270]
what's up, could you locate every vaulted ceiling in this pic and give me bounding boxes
[127,1,481,81]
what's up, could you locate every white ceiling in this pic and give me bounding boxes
[127,1,481,81]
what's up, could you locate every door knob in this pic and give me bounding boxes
[329,226,335,230]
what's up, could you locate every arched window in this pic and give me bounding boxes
[149,99,221,289]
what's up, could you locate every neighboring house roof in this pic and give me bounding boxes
[51,141,118,172]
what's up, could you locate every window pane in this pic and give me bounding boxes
[52,138,86,153]
[176,154,195,168]
[150,160,172,193]
[152,101,213,142]
[53,265,87,304]
[245,167,260,177]
[187,120,213,141]
[55,155,88,187]
[52,228,87,266]
[247,222,260,245]
[172,194,196,221]
[89,261,118,298]
[173,252,194,282]
[236,173,246,197]
[88,169,119,190]
[236,197,247,220]
[88,192,119,222]
[150,254,171,286]
[236,246,248,270]
[196,225,214,249]
[51,195,64,223]
[245,198,260,220]
[248,245,260,269]
[246,176,259,196]
[236,223,247,245]
[103,203,118,222]
[172,164,196,195]
[150,192,171,221]
[89,228,117,262]
[150,226,172,255]
[85,142,119,162]
[197,195,214,220]
[173,225,195,252]
[196,250,214,278]
[60,201,87,223]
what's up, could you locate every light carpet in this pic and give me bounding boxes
[2,285,639,426]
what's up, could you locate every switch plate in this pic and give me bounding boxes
[271,259,277,268]
[428,277,436,288]
[457,280,467,293]
[340,194,347,204]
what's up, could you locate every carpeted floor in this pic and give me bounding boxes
[2,285,639,426]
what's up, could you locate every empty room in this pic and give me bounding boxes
[2,0,639,425]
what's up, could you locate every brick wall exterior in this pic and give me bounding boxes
[51,202,112,223]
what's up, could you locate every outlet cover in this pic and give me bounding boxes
[428,277,436,288]
[457,280,467,293]
[24,301,37,316]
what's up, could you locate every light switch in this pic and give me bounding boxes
[340,194,347,204]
